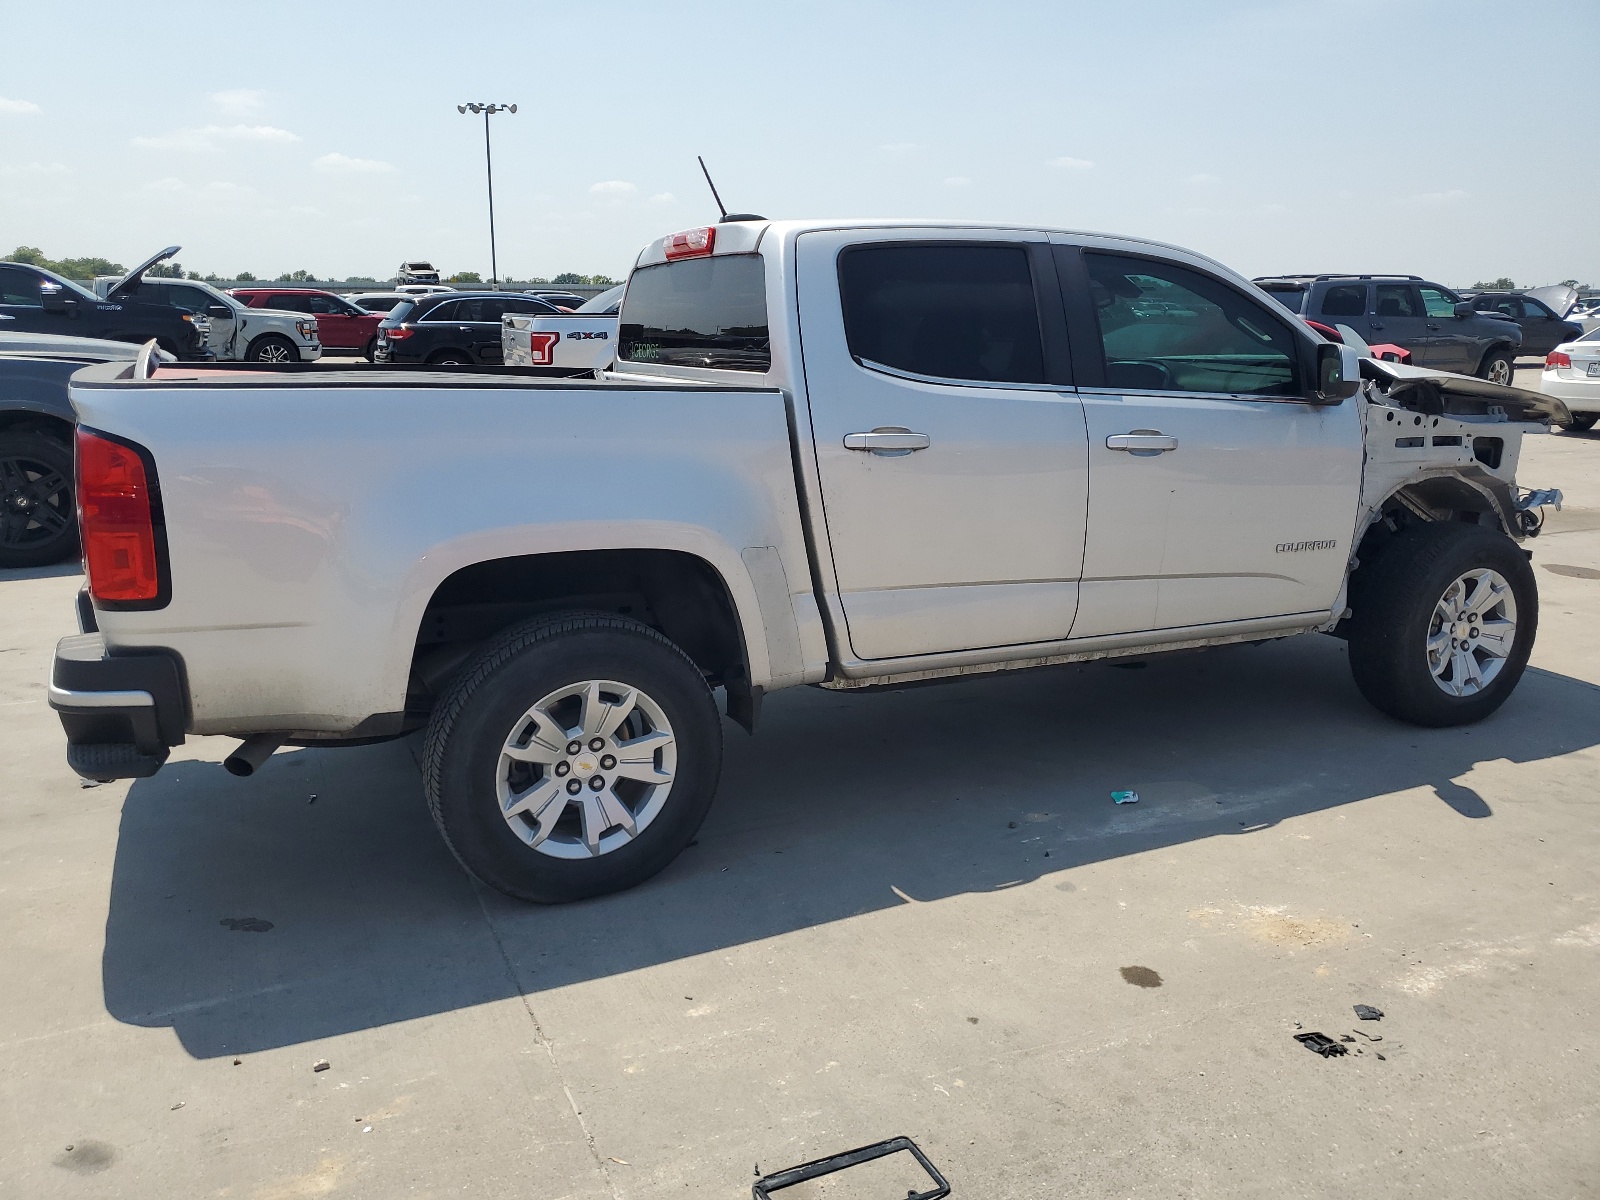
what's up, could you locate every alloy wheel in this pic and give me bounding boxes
[495,679,677,859]
[1426,567,1517,697]
[0,455,72,552]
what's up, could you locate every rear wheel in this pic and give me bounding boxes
[1561,413,1598,432]
[422,613,723,903]
[0,431,78,568]
[1347,522,1536,726]
[246,335,297,364]
[1477,347,1515,385]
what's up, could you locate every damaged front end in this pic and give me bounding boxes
[1357,358,1565,542]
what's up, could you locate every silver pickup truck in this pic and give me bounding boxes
[50,219,1565,903]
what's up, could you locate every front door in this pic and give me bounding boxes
[309,293,359,349]
[0,266,52,334]
[1370,283,1431,363]
[1059,243,1362,635]
[796,230,1088,662]
[1418,284,1470,371]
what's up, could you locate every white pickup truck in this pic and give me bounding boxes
[51,218,1566,903]
[502,283,624,371]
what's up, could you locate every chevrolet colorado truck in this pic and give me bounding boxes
[50,219,1567,903]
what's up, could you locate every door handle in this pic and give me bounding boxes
[1426,322,1441,331]
[844,429,931,455]
[1106,431,1177,454]
[1370,321,1385,331]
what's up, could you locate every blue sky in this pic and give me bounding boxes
[1,0,1594,286]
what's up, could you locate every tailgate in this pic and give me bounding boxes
[502,314,618,370]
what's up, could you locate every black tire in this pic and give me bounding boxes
[422,612,723,903]
[428,350,472,366]
[1561,413,1598,432]
[1477,347,1516,385]
[1347,522,1537,727]
[0,430,79,568]
[362,336,378,362]
[246,334,297,364]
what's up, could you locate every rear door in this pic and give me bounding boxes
[1371,283,1432,362]
[796,230,1089,661]
[1058,242,1361,635]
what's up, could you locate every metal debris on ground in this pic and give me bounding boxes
[170,1102,183,1110]
[1354,1004,1384,1021]
[1352,1029,1383,1042]
[79,779,100,789]
[1294,1032,1348,1058]
[1111,790,1139,805]
[752,1136,949,1199]
[313,1060,330,1072]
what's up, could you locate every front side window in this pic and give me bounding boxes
[1320,284,1367,317]
[270,293,315,313]
[1374,284,1420,318]
[0,266,43,306]
[167,285,214,311]
[307,294,345,315]
[1520,297,1552,319]
[1419,286,1458,318]
[618,254,770,371]
[839,243,1043,384]
[1084,252,1299,396]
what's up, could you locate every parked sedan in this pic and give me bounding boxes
[1471,291,1584,359]
[231,288,385,359]
[1541,327,1600,431]
[375,292,562,365]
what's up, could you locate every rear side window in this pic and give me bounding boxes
[1320,284,1367,317]
[1374,285,1420,318]
[839,244,1043,384]
[383,300,417,323]
[618,254,770,371]
[1084,251,1300,396]
[502,296,560,316]
[421,300,459,322]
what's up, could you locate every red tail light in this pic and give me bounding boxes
[385,325,414,340]
[526,331,560,365]
[76,428,167,608]
[664,226,715,260]
[1546,351,1571,369]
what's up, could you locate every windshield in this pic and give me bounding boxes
[577,284,625,314]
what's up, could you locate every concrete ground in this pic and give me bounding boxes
[2,372,1596,1199]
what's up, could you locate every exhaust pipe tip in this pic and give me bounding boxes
[223,734,284,778]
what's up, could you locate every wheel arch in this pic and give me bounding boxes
[405,547,771,731]
[0,409,75,444]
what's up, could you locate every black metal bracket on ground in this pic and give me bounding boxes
[752,1136,950,1199]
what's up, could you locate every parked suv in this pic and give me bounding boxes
[231,288,382,358]
[375,292,563,365]
[397,261,441,285]
[1469,291,1584,359]
[0,246,211,360]
[94,277,320,363]
[1255,274,1522,383]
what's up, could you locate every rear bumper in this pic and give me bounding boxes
[1539,373,1600,413]
[49,633,188,780]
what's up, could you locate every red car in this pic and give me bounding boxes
[230,288,385,359]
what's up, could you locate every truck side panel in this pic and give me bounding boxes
[69,379,825,735]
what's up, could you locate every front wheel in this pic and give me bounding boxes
[246,335,297,364]
[0,431,78,568]
[1347,523,1537,726]
[422,613,723,903]
[363,336,377,362]
[1478,348,1515,385]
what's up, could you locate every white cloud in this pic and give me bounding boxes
[210,88,266,115]
[1049,156,1094,169]
[314,152,395,174]
[131,124,301,152]
[0,96,41,115]
[648,192,675,204]
[1399,188,1468,207]
[589,180,637,195]
[943,176,971,187]
[0,161,67,178]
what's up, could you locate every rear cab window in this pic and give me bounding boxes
[618,255,770,371]
[838,244,1044,384]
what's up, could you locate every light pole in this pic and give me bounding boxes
[456,102,517,290]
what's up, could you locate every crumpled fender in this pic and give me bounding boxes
[1359,358,1570,424]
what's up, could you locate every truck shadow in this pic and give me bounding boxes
[99,633,1600,1058]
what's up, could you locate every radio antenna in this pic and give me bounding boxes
[697,155,728,220]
